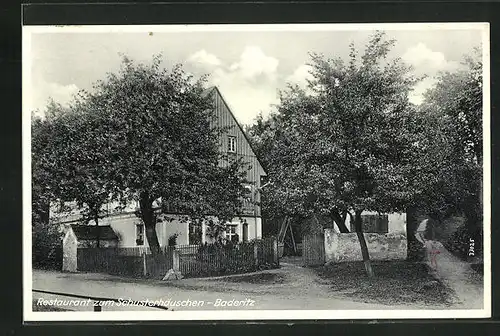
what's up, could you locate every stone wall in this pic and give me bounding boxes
[324,229,407,263]
[62,229,77,272]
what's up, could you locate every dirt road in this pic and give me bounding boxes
[424,241,484,309]
[32,264,401,312]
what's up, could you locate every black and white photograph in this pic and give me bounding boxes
[23,23,490,321]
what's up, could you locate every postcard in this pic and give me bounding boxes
[23,22,490,321]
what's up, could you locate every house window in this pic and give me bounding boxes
[225,224,239,243]
[243,184,252,201]
[228,136,237,153]
[136,224,144,246]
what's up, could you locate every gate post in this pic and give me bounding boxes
[254,243,259,267]
[173,249,180,272]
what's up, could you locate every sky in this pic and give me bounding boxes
[26,24,485,125]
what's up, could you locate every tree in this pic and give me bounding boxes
[32,102,65,267]
[80,55,250,258]
[421,50,482,228]
[410,49,483,257]
[32,103,59,228]
[32,96,122,249]
[247,32,420,277]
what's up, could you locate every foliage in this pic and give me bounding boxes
[32,217,63,269]
[247,31,426,276]
[443,223,483,262]
[424,49,482,165]
[32,99,119,227]
[416,49,483,230]
[247,31,420,230]
[168,233,179,246]
[32,101,85,266]
[33,55,251,258]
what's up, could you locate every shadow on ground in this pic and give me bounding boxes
[313,260,455,307]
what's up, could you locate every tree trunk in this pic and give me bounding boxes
[145,225,161,255]
[353,210,374,278]
[95,216,100,248]
[406,206,422,261]
[139,192,161,257]
[330,211,350,233]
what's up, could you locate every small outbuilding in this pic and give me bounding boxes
[62,224,119,272]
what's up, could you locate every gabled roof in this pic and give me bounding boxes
[70,224,119,241]
[203,86,267,175]
[201,86,216,98]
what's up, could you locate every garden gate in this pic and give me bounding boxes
[302,233,325,266]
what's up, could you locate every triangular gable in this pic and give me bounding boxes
[207,86,267,177]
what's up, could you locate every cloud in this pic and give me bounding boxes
[229,46,279,81]
[402,43,459,75]
[217,85,280,125]
[408,77,437,105]
[286,64,314,88]
[198,46,280,124]
[210,67,280,125]
[29,79,80,116]
[402,43,460,105]
[187,49,222,67]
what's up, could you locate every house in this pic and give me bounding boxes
[62,224,119,272]
[54,86,267,248]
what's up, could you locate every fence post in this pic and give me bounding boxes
[142,252,147,276]
[173,249,180,272]
[254,243,259,267]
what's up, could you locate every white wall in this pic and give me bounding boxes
[59,213,263,248]
[324,229,407,263]
[388,213,406,233]
[162,218,189,246]
[62,229,77,272]
[200,216,262,244]
[99,213,167,248]
[238,216,262,241]
[99,214,140,248]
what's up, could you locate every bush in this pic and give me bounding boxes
[443,223,482,261]
[32,220,63,270]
